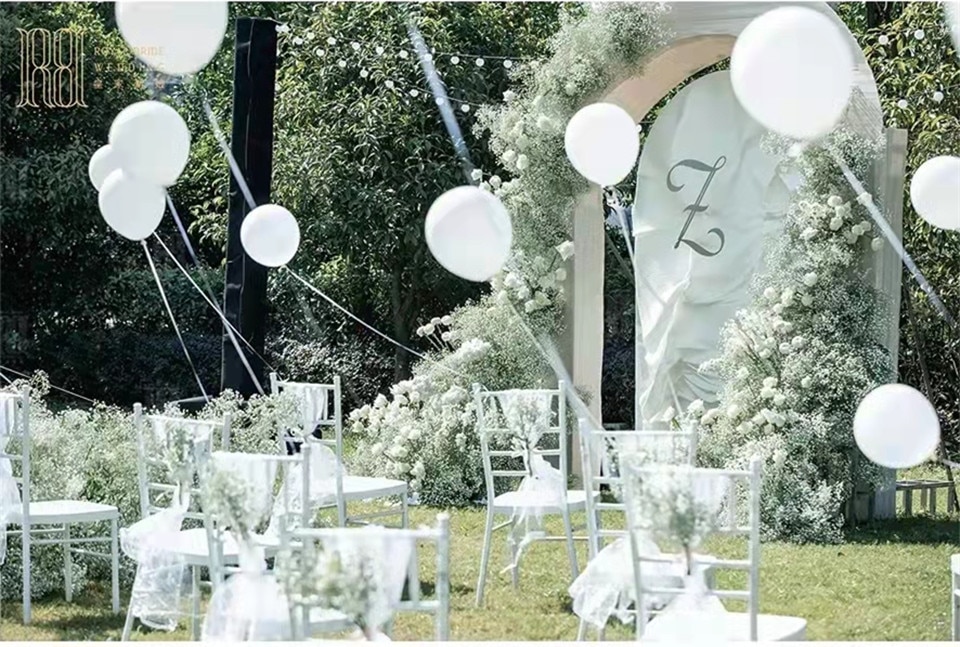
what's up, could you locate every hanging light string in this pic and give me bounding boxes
[141,239,209,400]
[199,87,473,382]
[0,365,99,405]
[276,25,536,63]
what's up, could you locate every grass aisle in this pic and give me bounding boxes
[0,507,956,641]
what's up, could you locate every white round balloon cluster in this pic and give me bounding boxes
[88,1,229,242]
[88,101,190,241]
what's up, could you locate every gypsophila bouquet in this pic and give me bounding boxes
[621,461,728,575]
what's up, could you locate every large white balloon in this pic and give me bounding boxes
[98,169,166,241]
[241,204,301,268]
[564,103,640,186]
[109,100,191,187]
[116,1,228,76]
[854,384,940,469]
[946,1,960,60]
[730,7,854,140]
[910,156,960,231]
[88,144,121,191]
[425,186,512,282]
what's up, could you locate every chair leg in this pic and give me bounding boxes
[111,518,120,614]
[63,524,73,603]
[190,565,201,640]
[475,507,495,607]
[508,518,520,590]
[561,507,579,580]
[576,619,588,641]
[121,597,136,641]
[22,523,31,624]
[337,495,347,528]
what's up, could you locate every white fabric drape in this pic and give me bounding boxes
[201,452,290,641]
[120,419,212,631]
[632,70,790,423]
[283,383,330,433]
[0,397,21,566]
[494,391,566,573]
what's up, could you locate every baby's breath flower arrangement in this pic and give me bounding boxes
[351,4,669,507]
[693,129,894,543]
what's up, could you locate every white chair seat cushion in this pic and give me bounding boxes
[168,528,280,566]
[308,607,354,633]
[646,611,807,641]
[13,499,118,524]
[492,488,597,513]
[338,476,407,501]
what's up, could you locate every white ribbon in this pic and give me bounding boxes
[643,564,728,642]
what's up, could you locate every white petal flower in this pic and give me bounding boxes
[430,317,441,326]
[802,272,818,287]
[555,267,567,282]
[763,287,778,300]
[801,376,813,389]
[726,404,741,419]
[503,150,518,164]
[736,367,749,380]
[516,154,530,171]
[688,399,705,416]
[524,299,538,313]
[773,394,787,407]
[871,237,882,251]
[856,192,873,206]
[422,323,435,336]
[800,227,817,241]
[489,175,502,189]
[503,90,517,103]
[801,294,813,307]
[660,406,676,422]
[779,342,792,354]
[773,304,784,315]
[763,377,778,388]
[829,216,843,231]
[556,241,575,261]
[827,196,843,208]
[759,349,772,359]
[441,315,452,325]
[470,169,483,182]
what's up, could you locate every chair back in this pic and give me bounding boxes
[622,458,762,640]
[578,419,698,557]
[270,372,343,472]
[133,403,231,522]
[201,445,312,588]
[472,383,566,503]
[0,388,29,518]
[280,513,450,641]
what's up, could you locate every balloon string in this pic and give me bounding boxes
[827,147,960,333]
[201,96,257,210]
[283,267,471,381]
[141,239,209,400]
[0,365,98,405]
[161,194,278,377]
[153,234,269,395]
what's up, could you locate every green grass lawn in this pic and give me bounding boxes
[1,503,957,641]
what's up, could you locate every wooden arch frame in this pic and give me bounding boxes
[564,3,904,520]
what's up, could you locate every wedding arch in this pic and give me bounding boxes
[559,3,905,508]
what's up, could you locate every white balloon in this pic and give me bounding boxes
[425,186,512,282]
[730,7,854,140]
[564,103,640,186]
[945,1,960,60]
[241,204,301,268]
[88,144,121,191]
[116,0,228,76]
[109,100,191,187]
[854,384,940,469]
[910,156,960,231]
[98,169,166,241]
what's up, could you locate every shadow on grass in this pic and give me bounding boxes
[403,579,473,600]
[845,514,960,545]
